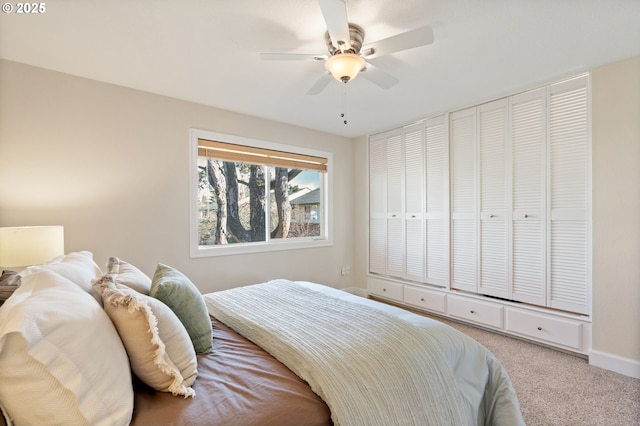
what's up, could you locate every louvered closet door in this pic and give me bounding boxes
[450,108,477,292]
[386,132,406,279]
[369,137,387,275]
[548,76,590,314]
[404,124,426,282]
[478,100,509,298]
[511,89,546,306]
[425,116,449,287]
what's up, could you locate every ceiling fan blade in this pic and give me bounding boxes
[360,63,399,90]
[318,0,351,50]
[364,25,434,59]
[306,74,334,95]
[260,53,327,61]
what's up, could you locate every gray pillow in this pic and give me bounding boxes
[0,270,20,286]
[0,270,21,306]
[106,257,152,294]
[150,264,212,354]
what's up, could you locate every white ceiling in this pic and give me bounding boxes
[1,0,639,138]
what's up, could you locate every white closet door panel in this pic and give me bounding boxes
[480,219,507,296]
[548,76,589,314]
[426,216,447,286]
[369,139,387,215]
[426,119,447,211]
[405,218,425,281]
[404,126,424,215]
[549,86,588,213]
[512,220,545,304]
[478,101,508,297]
[512,89,546,213]
[369,218,386,275]
[405,122,425,287]
[386,134,404,215]
[479,102,508,212]
[549,221,588,313]
[369,138,387,275]
[386,217,405,278]
[425,115,449,287]
[451,109,476,213]
[450,109,477,292]
[511,89,546,305]
[452,219,477,292]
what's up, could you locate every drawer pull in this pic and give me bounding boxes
[470,310,475,314]
[382,288,386,292]
[420,298,425,302]
[537,327,542,331]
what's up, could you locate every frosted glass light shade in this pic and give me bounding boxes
[0,226,65,267]
[325,53,366,83]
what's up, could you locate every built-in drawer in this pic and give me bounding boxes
[447,295,504,329]
[404,286,446,314]
[367,277,403,302]
[506,308,582,350]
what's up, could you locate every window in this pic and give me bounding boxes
[190,129,332,257]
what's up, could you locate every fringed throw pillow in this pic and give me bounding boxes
[94,275,197,397]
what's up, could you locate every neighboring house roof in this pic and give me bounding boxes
[290,188,320,205]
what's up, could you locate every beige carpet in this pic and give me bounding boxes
[425,313,640,426]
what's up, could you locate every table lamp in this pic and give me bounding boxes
[0,226,65,268]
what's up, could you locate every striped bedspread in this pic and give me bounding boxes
[204,280,524,426]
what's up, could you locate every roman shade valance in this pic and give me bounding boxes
[198,139,328,172]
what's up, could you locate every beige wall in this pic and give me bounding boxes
[352,135,369,287]
[591,55,640,362]
[0,59,355,293]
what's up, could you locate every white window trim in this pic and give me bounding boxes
[189,128,333,258]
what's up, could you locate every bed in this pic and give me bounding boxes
[0,252,524,425]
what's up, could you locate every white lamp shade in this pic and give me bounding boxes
[325,53,366,83]
[0,226,65,268]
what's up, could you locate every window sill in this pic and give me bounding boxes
[190,237,333,258]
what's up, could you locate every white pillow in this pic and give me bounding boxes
[95,275,197,397]
[106,256,152,294]
[0,269,134,425]
[26,250,102,303]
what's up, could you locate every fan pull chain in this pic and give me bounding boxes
[340,82,348,125]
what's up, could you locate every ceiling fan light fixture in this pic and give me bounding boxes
[325,53,366,83]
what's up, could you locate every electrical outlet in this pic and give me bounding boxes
[340,265,351,276]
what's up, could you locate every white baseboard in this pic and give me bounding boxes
[589,350,640,379]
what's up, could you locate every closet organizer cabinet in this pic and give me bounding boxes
[368,75,591,355]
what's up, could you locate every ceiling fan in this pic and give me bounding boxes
[260,0,434,95]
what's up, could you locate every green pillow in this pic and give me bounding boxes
[150,264,212,354]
